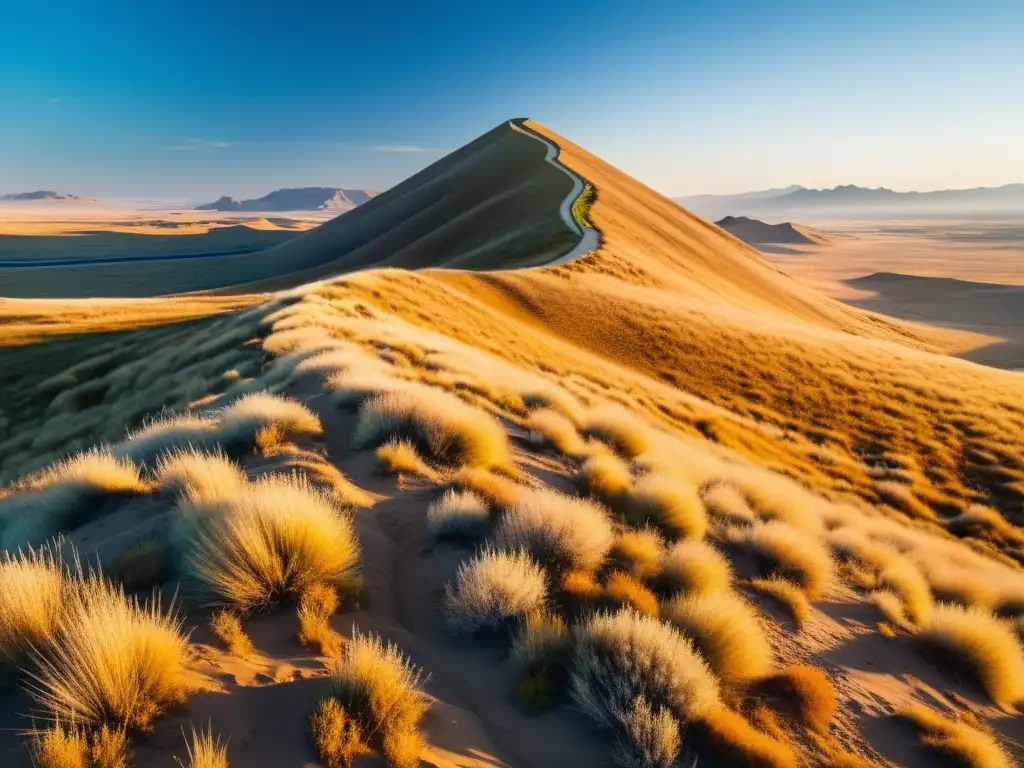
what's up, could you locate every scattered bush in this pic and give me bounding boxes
[579,452,632,508]
[878,558,933,627]
[664,591,773,684]
[756,665,837,734]
[611,696,681,768]
[604,570,660,616]
[743,522,833,599]
[658,540,733,596]
[154,448,247,502]
[116,413,220,466]
[918,603,1024,706]
[0,546,66,668]
[426,490,490,544]
[512,609,571,677]
[570,610,719,738]
[442,549,547,634]
[526,408,586,456]
[450,467,523,510]
[29,722,129,768]
[27,576,189,730]
[696,706,797,768]
[217,392,322,447]
[210,610,253,657]
[627,474,707,542]
[178,474,361,611]
[609,529,664,580]
[872,590,907,627]
[900,705,1011,768]
[582,406,652,458]
[298,583,342,657]
[175,725,229,768]
[748,577,810,626]
[702,482,756,526]
[493,488,614,574]
[375,438,438,481]
[353,387,510,469]
[310,697,367,768]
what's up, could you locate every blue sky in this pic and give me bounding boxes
[1,0,1021,200]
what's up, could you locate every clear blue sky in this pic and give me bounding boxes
[1,0,1021,200]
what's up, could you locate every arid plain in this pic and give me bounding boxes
[1,120,1024,768]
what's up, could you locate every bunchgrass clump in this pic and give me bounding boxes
[744,522,833,599]
[512,609,571,677]
[526,408,586,457]
[878,558,933,627]
[29,722,130,768]
[298,583,342,657]
[611,696,681,768]
[175,724,229,768]
[154,449,247,502]
[756,665,837,734]
[209,610,253,657]
[609,529,664,580]
[375,439,439,481]
[627,474,707,541]
[116,413,220,466]
[658,540,733,597]
[442,549,547,634]
[696,706,797,768]
[310,697,367,768]
[493,488,614,575]
[582,406,652,458]
[579,452,632,507]
[748,577,811,626]
[917,603,1024,707]
[900,706,1011,768]
[0,546,66,668]
[217,392,322,447]
[426,489,491,544]
[177,474,360,611]
[603,571,660,616]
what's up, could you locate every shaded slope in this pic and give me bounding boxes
[715,215,831,246]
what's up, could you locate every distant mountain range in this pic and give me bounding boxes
[1,190,97,202]
[196,187,381,212]
[677,183,1024,220]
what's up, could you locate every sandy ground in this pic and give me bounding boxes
[758,219,1024,369]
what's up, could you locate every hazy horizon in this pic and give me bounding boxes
[2,0,1022,199]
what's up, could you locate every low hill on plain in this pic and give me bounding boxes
[196,187,380,212]
[715,215,832,245]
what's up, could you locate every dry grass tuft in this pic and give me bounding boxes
[702,482,756,526]
[743,522,833,599]
[298,583,342,657]
[872,590,908,627]
[175,724,229,768]
[609,528,664,580]
[570,609,719,737]
[442,549,548,634]
[748,577,811,626]
[493,488,614,574]
[426,489,491,544]
[27,576,189,731]
[512,609,570,676]
[627,474,707,541]
[579,452,632,507]
[526,408,587,457]
[209,610,253,657]
[354,387,510,469]
[878,558,933,627]
[582,406,653,458]
[918,603,1024,706]
[375,438,439,481]
[310,697,367,768]
[900,705,1011,768]
[756,665,837,734]
[658,540,733,597]
[603,570,660,616]
[217,392,322,447]
[154,449,247,502]
[116,413,220,466]
[449,467,523,511]
[328,631,429,758]
[177,474,360,611]
[0,546,66,668]
[696,706,797,768]
[664,591,773,684]
[29,722,129,768]
[611,696,681,768]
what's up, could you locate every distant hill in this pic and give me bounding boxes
[764,183,1024,207]
[1,190,97,202]
[196,187,380,212]
[715,215,830,246]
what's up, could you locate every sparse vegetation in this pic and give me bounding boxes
[748,577,811,626]
[900,705,1011,768]
[426,489,491,544]
[658,539,733,596]
[29,722,129,768]
[175,725,229,768]
[154,448,247,502]
[627,474,707,541]
[442,549,548,633]
[210,610,253,657]
[0,546,66,668]
[696,706,797,768]
[743,522,833,599]
[298,583,342,656]
[310,697,367,768]
[375,438,439,480]
[756,665,837,734]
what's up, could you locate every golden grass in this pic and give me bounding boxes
[744,522,833,599]
[449,466,523,510]
[354,387,511,469]
[116,413,220,466]
[175,725,229,768]
[26,576,189,731]
[582,405,653,458]
[664,591,773,684]
[442,548,548,633]
[918,603,1024,706]
[425,489,491,544]
[702,482,756,526]
[627,473,707,541]
[217,391,322,447]
[310,697,368,768]
[603,570,660,616]
[297,583,342,657]
[900,705,1011,768]
[697,706,797,768]
[493,488,614,574]
[154,448,247,502]
[511,609,570,675]
[570,609,720,732]
[29,722,129,768]
[658,539,733,597]
[209,610,253,657]
[579,452,632,507]
[0,546,66,668]
[748,577,811,626]
[610,696,680,768]
[375,438,439,481]
[381,728,425,768]
[328,631,429,756]
[756,665,837,734]
[178,474,360,611]
[525,408,586,456]
[876,558,933,626]
[609,528,664,580]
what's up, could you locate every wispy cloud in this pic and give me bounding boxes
[372,145,446,153]
[163,139,232,151]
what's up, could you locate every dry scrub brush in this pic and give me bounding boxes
[696,706,797,768]
[0,546,66,668]
[603,571,660,617]
[328,631,429,765]
[658,540,733,597]
[29,722,129,768]
[310,697,367,768]
[917,603,1024,707]
[748,577,811,626]
[26,576,189,731]
[426,489,491,545]
[297,583,342,657]
[177,474,360,611]
[375,438,439,481]
[579,452,632,509]
[449,467,524,511]
[627,474,708,542]
[353,387,510,469]
[154,448,247,502]
[526,408,586,457]
[755,665,837,734]
[442,549,547,634]
[116,413,221,466]
[582,406,653,458]
[609,529,664,580]
[900,705,1012,768]
[570,610,719,762]
[209,610,253,657]
[611,696,681,768]
[175,725,229,768]
[493,488,614,574]
[216,392,322,447]
[742,522,833,599]
[664,591,773,685]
